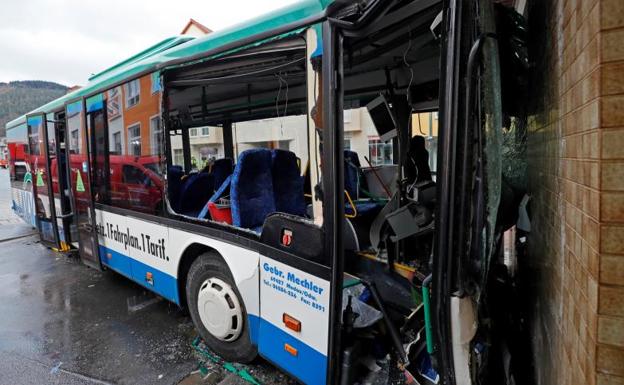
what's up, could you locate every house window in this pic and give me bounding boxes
[201,127,210,136]
[173,149,184,166]
[344,138,351,150]
[107,87,122,119]
[125,79,140,108]
[70,129,79,150]
[368,138,393,166]
[112,132,122,154]
[150,116,162,154]
[190,128,198,137]
[128,124,141,156]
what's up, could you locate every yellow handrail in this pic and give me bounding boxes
[344,190,357,218]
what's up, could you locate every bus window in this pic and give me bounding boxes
[86,94,111,206]
[164,36,313,232]
[92,76,165,216]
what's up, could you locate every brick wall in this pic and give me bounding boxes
[525,0,624,384]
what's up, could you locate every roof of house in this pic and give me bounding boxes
[181,18,213,35]
[6,0,332,131]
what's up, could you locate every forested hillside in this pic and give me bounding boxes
[0,81,68,137]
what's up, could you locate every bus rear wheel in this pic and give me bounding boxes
[186,252,257,363]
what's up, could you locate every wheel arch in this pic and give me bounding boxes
[173,235,260,323]
[177,242,226,310]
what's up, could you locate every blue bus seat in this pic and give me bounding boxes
[179,172,215,217]
[344,150,361,200]
[231,149,275,232]
[211,158,234,190]
[192,159,233,220]
[344,150,381,217]
[271,149,306,217]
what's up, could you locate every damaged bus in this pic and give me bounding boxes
[6,0,531,384]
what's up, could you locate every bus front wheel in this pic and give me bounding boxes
[186,252,257,363]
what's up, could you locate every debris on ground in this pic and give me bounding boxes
[188,337,297,385]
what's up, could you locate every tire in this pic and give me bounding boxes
[186,252,257,363]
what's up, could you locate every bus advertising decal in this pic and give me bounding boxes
[96,221,168,261]
[262,262,326,313]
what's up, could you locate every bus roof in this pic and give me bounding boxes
[5,0,331,132]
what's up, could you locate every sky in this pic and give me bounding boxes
[0,0,300,86]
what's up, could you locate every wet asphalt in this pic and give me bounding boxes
[0,169,197,385]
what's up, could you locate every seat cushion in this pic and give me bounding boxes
[345,201,384,217]
[231,149,275,229]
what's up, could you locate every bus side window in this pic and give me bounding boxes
[102,76,165,216]
[163,37,312,231]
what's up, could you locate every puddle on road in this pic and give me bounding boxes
[127,293,163,313]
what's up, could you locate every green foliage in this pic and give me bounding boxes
[0,80,68,137]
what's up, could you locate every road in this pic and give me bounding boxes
[0,169,196,385]
[0,169,293,385]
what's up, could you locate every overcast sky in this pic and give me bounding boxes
[0,0,299,86]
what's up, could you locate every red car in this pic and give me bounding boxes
[53,154,164,215]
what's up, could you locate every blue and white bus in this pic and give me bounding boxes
[6,0,530,384]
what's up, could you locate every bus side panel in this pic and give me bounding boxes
[95,209,178,303]
[96,209,133,280]
[126,215,175,302]
[258,256,330,385]
[91,209,261,326]
[168,228,261,342]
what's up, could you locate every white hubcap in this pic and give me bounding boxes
[197,277,243,342]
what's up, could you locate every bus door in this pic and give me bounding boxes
[54,110,77,249]
[64,99,101,269]
[26,113,60,248]
[46,112,74,251]
[86,94,111,268]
